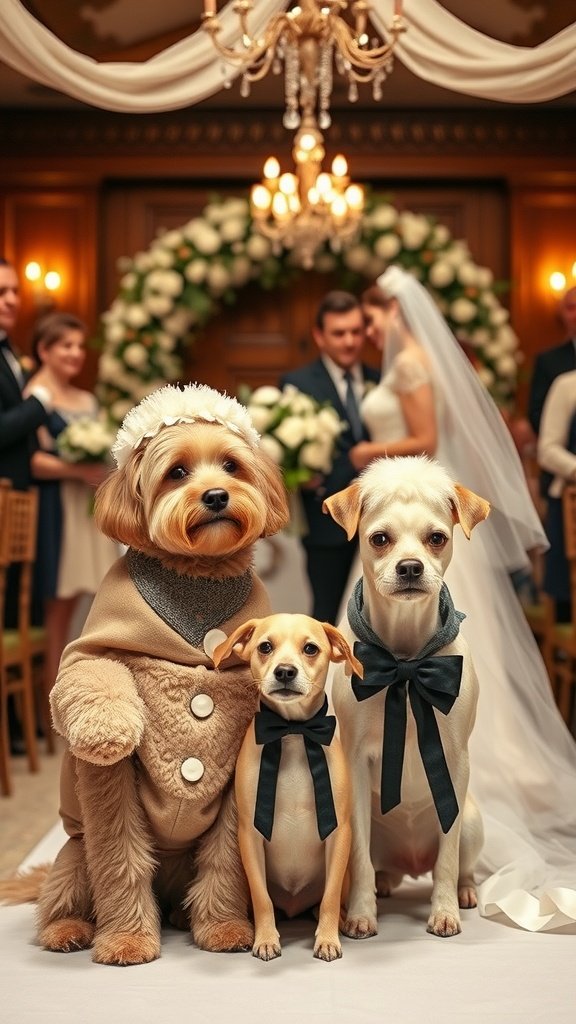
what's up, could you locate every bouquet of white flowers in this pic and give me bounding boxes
[241,384,347,492]
[57,416,116,464]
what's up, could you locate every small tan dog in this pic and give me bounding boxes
[0,384,290,965]
[324,456,490,940]
[212,614,362,962]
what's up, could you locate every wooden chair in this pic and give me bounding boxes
[547,484,576,726]
[0,482,43,795]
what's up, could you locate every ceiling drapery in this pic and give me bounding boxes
[0,0,575,112]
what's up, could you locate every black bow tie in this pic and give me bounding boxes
[352,640,463,834]
[253,696,337,841]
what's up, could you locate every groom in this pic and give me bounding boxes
[279,290,379,623]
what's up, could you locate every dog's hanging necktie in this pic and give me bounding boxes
[347,579,465,834]
[343,370,363,442]
[253,696,338,842]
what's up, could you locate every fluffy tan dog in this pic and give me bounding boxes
[323,456,489,940]
[18,384,289,965]
[213,614,361,962]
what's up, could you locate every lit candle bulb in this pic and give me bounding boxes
[278,172,297,195]
[272,192,289,218]
[345,184,364,210]
[550,272,566,293]
[44,271,61,292]
[331,196,348,219]
[251,185,272,211]
[331,154,348,178]
[263,156,280,180]
[315,173,332,197]
[24,261,42,282]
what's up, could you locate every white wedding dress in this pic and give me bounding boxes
[338,348,576,932]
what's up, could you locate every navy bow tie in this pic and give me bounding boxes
[352,640,463,833]
[253,696,337,841]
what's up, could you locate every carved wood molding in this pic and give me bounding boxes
[1,107,573,158]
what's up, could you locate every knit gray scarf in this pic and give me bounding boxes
[347,578,465,659]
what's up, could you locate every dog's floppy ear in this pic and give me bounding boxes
[253,449,291,537]
[451,483,491,539]
[94,449,150,548]
[321,623,364,679]
[211,619,260,667]
[323,481,362,540]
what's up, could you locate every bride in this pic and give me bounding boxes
[337,265,576,932]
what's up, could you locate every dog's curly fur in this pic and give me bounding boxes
[0,412,289,965]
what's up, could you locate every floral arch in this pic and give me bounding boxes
[96,195,520,425]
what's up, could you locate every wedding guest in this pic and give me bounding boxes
[26,311,119,696]
[278,290,379,623]
[537,369,576,622]
[528,286,576,498]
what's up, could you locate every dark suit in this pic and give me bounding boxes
[279,358,380,623]
[0,343,48,491]
[528,339,576,499]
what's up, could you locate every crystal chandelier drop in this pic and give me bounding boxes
[250,119,364,269]
[202,0,406,129]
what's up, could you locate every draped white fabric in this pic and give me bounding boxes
[0,0,574,113]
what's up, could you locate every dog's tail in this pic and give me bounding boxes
[0,864,50,904]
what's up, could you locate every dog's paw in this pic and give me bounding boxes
[458,884,478,910]
[40,917,95,952]
[314,938,343,962]
[195,918,254,952]
[427,911,461,937]
[70,738,137,766]
[92,929,161,965]
[253,937,281,961]
[340,915,378,940]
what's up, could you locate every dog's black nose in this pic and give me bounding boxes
[202,488,229,512]
[396,559,424,581]
[273,664,298,684]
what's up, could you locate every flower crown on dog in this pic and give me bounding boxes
[111,383,261,468]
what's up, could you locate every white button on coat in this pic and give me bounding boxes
[190,693,214,718]
[180,757,205,783]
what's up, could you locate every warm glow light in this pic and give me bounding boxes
[331,196,348,219]
[345,184,364,210]
[550,272,567,293]
[315,173,332,196]
[44,271,61,292]
[263,156,280,179]
[572,261,576,279]
[24,261,42,282]
[251,184,272,211]
[298,132,317,152]
[271,192,289,218]
[278,172,297,195]
[331,154,348,177]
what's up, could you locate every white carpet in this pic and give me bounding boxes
[0,823,574,1024]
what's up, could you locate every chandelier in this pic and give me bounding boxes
[250,118,364,268]
[202,0,407,130]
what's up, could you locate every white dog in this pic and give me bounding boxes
[323,455,490,939]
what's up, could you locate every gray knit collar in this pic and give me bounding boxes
[126,548,253,648]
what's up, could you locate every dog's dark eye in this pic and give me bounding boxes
[428,532,448,548]
[223,459,237,474]
[370,532,389,548]
[257,640,273,655]
[168,465,188,480]
[303,642,320,657]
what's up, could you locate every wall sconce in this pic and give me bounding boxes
[549,261,576,295]
[24,261,62,306]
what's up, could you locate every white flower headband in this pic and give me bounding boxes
[111,383,261,468]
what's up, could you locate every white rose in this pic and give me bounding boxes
[288,393,316,415]
[155,332,175,352]
[477,366,494,389]
[259,434,284,465]
[104,321,126,346]
[120,272,137,290]
[489,306,510,326]
[160,229,184,250]
[123,343,149,370]
[496,354,518,379]
[230,255,252,287]
[98,353,122,382]
[469,327,490,348]
[207,263,230,293]
[480,292,497,309]
[398,212,430,250]
[184,259,207,284]
[374,233,401,260]
[186,220,221,255]
[111,399,134,422]
[431,224,450,247]
[450,298,477,324]
[444,242,470,267]
[133,251,153,273]
[428,260,455,288]
[222,198,249,219]
[476,266,494,289]
[164,308,195,336]
[125,304,149,329]
[300,440,332,474]
[366,205,397,231]
[246,405,276,432]
[251,385,283,405]
[220,218,246,244]
[144,293,173,318]
[246,234,271,261]
[457,262,480,288]
[316,406,344,438]
[151,248,174,269]
[496,325,519,354]
[344,244,371,273]
[484,340,504,360]
[204,204,225,226]
[274,416,309,449]
[146,269,183,298]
